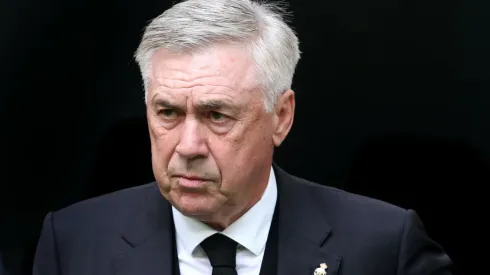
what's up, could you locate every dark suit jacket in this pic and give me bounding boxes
[33,166,453,275]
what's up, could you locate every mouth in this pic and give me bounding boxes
[174,175,210,189]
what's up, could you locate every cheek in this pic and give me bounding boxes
[149,124,177,170]
[204,137,238,187]
[236,121,274,165]
[209,121,273,186]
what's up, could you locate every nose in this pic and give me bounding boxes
[175,117,208,159]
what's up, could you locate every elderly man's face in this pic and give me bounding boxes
[146,44,294,227]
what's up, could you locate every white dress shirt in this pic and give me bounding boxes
[172,167,278,275]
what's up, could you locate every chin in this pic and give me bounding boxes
[172,192,220,218]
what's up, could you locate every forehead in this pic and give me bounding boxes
[149,44,258,95]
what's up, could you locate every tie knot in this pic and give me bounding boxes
[200,234,238,268]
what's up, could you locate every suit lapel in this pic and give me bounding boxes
[112,184,175,275]
[274,164,342,275]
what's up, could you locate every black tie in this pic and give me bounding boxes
[200,234,238,275]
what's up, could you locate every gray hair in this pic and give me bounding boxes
[134,0,301,112]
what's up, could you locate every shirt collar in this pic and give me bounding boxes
[172,166,278,256]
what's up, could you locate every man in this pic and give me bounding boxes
[33,0,453,274]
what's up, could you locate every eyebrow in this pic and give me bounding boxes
[195,99,236,111]
[152,98,181,110]
[152,98,238,112]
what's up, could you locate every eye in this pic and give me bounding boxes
[208,111,232,125]
[210,111,225,121]
[158,109,177,119]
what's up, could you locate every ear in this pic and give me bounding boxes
[272,89,295,147]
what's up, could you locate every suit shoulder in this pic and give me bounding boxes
[51,183,157,230]
[302,177,406,214]
[291,176,408,229]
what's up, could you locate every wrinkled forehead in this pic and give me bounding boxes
[149,45,259,94]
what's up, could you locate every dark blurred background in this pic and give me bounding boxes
[1,0,488,274]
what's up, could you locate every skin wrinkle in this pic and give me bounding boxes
[152,85,238,103]
[155,81,234,90]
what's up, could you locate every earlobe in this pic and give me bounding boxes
[272,90,295,147]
